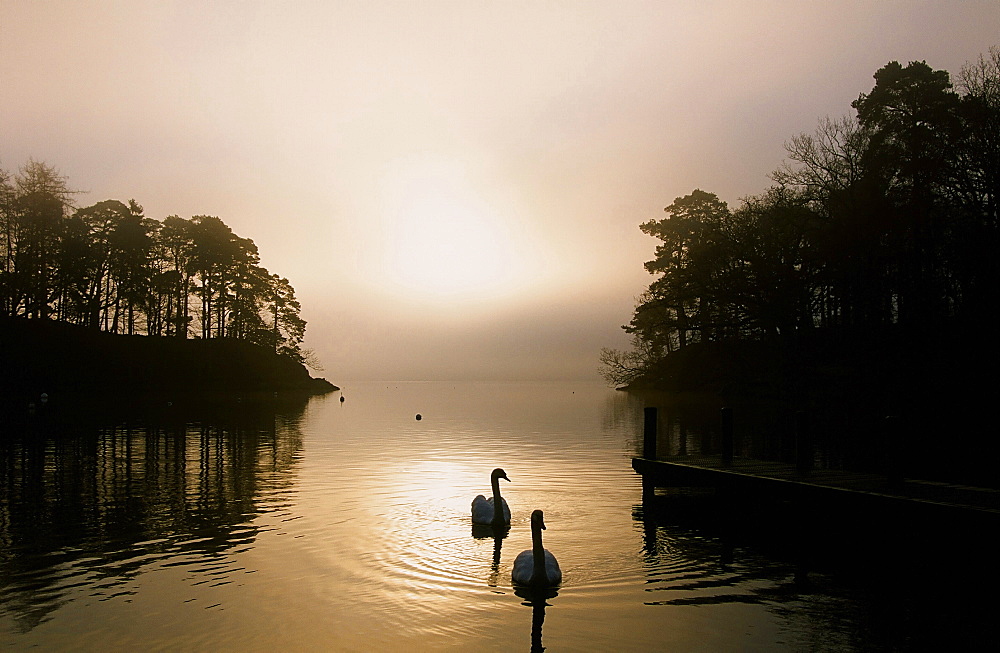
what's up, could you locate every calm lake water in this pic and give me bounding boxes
[1,381,995,651]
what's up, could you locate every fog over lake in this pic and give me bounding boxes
[3,2,998,381]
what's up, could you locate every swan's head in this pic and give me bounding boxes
[492,468,510,483]
[531,509,546,530]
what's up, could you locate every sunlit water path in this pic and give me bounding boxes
[1,382,993,651]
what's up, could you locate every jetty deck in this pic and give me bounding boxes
[632,406,1000,521]
[632,455,1000,519]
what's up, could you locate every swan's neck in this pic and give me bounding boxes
[531,523,547,584]
[490,476,505,526]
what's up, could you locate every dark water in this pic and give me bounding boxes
[1,382,995,651]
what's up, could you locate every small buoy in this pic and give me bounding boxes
[415,414,422,421]
[340,396,345,403]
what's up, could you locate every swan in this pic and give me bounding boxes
[471,468,511,527]
[511,510,562,588]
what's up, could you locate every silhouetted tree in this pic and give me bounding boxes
[226,263,270,344]
[0,160,310,364]
[3,161,75,319]
[632,190,731,350]
[608,48,1000,388]
[954,47,1000,325]
[853,60,963,324]
[773,116,890,329]
[159,215,196,337]
[599,334,657,387]
[69,200,133,329]
[726,187,819,338]
[269,274,306,362]
[189,215,240,339]
[0,168,17,315]
[106,200,157,334]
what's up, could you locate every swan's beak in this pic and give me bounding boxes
[501,474,510,482]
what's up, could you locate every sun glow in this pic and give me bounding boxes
[379,156,523,304]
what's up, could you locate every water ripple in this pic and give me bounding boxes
[6,381,976,651]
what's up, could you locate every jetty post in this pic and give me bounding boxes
[885,415,903,485]
[643,407,658,460]
[795,410,813,475]
[720,407,734,466]
[641,407,659,503]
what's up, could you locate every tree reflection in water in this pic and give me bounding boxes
[634,477,1000,651]
[0,393,308,634]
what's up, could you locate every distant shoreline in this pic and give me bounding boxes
[0,316,338,402]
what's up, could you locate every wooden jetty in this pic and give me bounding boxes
[632,407,1000,520]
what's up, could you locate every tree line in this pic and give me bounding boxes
[0,162,308,364]
[602,48,999,386]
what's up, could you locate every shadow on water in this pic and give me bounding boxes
[0,391,312,634]
[619,387,1000,650]
[633,479,1000,651]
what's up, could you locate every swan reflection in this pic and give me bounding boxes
[515,586,558,653]
[471,525,508,587]
[470,523,508,540]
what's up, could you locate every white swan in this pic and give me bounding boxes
[511,510,562,587]
[471,468,511,527]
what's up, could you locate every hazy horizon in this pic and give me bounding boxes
[3,1,998,383]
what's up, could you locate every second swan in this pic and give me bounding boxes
[472,467,511,528]
[511,509,562,587]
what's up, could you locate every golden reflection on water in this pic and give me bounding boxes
[0,384,763,649]
[4,382,992,650]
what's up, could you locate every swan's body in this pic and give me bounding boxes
[512,510,561,587]
[471,468,511,527]
[471,495,510,524]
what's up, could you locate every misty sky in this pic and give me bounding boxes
[3,1,998,383]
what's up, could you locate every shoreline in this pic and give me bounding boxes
[1,316,338,400]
